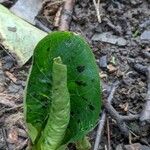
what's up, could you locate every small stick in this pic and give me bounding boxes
[94,81,119,150]
[121,114,139,121]
[104,99,129,137]
[94,112,106,150]
[105,145,108,150]
[129,132,132,145]
[59,0,76,31]
[93,0,101,23]
[104,96,140,137]
[106,117,111,150]
[54,6,63,27]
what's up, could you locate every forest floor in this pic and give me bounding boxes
[0,0,150,149]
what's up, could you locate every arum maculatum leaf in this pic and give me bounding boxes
[24,31,101,145]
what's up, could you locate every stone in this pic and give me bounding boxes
[140,30,150,41]
[92,32,127,46]
[10,0,43,25]
[2,55,14,70]
[130,0,143,6]
[8,82,22,93]
[99,55,107,70]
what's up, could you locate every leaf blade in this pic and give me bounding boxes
[24,31,101,144]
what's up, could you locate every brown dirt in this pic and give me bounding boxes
[0,0,150,149]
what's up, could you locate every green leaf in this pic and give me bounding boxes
[36,57,70,150]
[24,31,101,145]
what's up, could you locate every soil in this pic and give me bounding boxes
[0,0,150,149]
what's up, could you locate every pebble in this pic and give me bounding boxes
[140,30,150,40]
[130,0,143,6]
[92,32,127,46]
[99,55,107,70]
[140,20,150,29]
[8,82,22,93]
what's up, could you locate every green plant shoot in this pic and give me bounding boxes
[24,31,101,149]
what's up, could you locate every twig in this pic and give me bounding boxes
[106,117,111,150]
[105,145,108,150]
[94,111,106,150]
[54,6,63,27]
[104,96,140,137]
[104,99,129,136]
[129,132,132,145]
[121,114,139,121]
[59,0,76,31]
[94,81,119,150]
[93,0,101,23]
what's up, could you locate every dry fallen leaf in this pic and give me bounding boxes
[0,4,47,66]
[107,64,118,73]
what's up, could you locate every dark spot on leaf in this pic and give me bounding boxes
[82,96,88,101]
[77,119,80,123]
[31,92,37,97]
[75,80,87,86]
[71,111,75,116]
[76,111,80,115]
[85,127,88,130]
[42,100,49,106]
[27,107,32,113]
[71,56,74,59]
[7,27,17,32]
[88,104,95,111]
[47,82,52,87]
[76,65,85,73]
[91,79,95,82]
[47,48,50,51]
